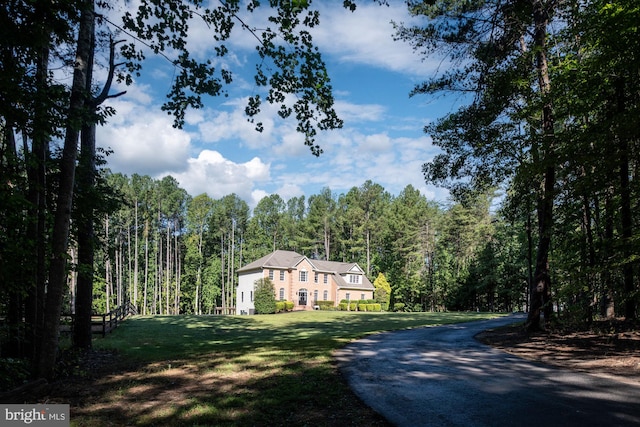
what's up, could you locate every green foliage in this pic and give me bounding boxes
[393,303,406,312]
[0,358,31,391]
[254,278,277,315]
[373,273,391,305]
[317,301,334,310]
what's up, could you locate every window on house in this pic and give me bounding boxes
[279,288,285,301]
[323,290,328,301]
[361,293,365,300]
[299,270,308,282]
[346,292,350,301]
[268,270,274,280]
[280,270,285,281]
[323,274,328,284]
[314,272,318,283]
[250,291,253,302]
[313,290,318,303]
[349,274,361,284]
[241,292,244,303]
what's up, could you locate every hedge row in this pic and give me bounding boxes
[336,302,383,312]
[316,300,335,310]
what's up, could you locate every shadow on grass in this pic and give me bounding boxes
[66,312,501,426]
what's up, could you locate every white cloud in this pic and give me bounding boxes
[98,100,192,176]
[170,150,270,202]
[335,100,386,124]
[313,3,436,76]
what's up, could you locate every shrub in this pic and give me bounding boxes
[254,278,277,314]
[349,301,358,311]
[381,303,389,312]
[338,302,348,311]
[275,301,285,313]
[393,302,406,312]
[366,303,375,311]
[284,301,294,311]
[371,303,382,312]
[358,303,367,312]
[317,301,334,310]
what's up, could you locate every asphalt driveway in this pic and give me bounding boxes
[335,314,640,427]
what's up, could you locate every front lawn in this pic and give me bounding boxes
[67,311,504,426]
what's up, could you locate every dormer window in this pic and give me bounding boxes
[349,274,361,284]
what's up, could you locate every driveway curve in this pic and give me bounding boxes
[335,314,640,427]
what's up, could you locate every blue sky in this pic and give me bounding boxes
[98,2,462,208]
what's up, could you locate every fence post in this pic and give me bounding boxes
[102,313,106,337]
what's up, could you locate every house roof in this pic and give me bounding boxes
[237,250,374,290]
[236,250,304,273]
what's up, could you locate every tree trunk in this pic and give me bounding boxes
[134,200,139,308]
[526,0,556,332]
[143,220,149,315]
[24,33,51,366]
[74,120,97,349]
[600,188,616,318]
[615,78,635,320]
[37,0,94,379]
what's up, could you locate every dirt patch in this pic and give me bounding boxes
[476,318,640,384]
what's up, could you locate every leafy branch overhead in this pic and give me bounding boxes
[118,0,345,156]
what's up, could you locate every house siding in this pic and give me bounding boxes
[236,270,263,315]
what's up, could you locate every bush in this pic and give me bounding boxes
[358,303,367,312]
[381,303,389,312]
[275,301,285,313]
[338,302,348,311]
[317,301,334,310]
[284,301,294,311]
[366,303,375,311]
[349,301,358,311]
[393,302,406,312]
[254,278,277,314]
[372,303,382,312]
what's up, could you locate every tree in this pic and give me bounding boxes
[253,278,277,315]
[373,273,391,308]
[186,194,213,315]
[395,0,563,328]
[304,187,337,260]
[378,185,437,311]
[245,194,286,259]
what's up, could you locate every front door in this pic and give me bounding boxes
[298,289,308,307]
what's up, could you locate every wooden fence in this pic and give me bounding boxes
[62,301,138,337]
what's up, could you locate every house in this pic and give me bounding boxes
[236,250,375,314]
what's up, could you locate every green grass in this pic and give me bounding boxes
[71,311,504,426]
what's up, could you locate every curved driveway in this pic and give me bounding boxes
[335,314,640,426]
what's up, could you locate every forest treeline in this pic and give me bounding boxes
[95,175,524,317]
